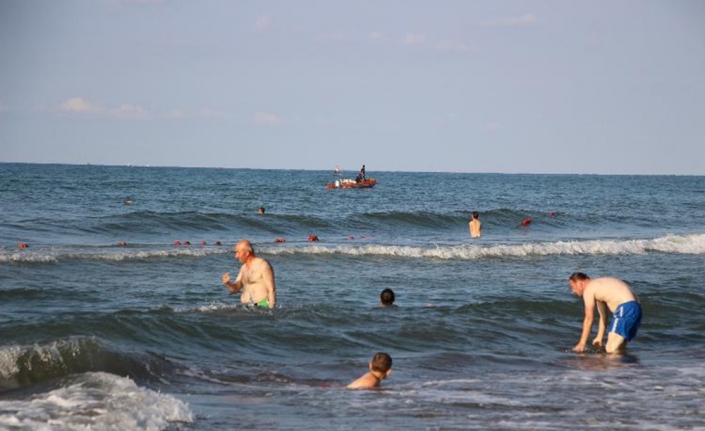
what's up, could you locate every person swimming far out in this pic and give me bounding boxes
[347,352,393,389]
[380,288,395,307]
[469,211,481,238]
[258,206,266,215]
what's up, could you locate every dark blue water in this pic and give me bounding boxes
[1,163,704,430]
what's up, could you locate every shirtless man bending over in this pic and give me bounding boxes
[568,272,642,353]
[222,240,276,309]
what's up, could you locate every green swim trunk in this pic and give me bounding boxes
[256,299,269,308]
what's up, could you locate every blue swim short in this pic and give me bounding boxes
[610,301,642,341]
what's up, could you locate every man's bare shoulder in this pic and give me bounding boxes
[590,277,628,290]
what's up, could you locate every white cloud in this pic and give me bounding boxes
[251,111,282,125]
[317,33,347,43]
[486,122,500,132]
[369,31,384,44]
[199,108,228,119]
[59,97,102,113]
[255,15,271,30]
[401,32,426,45]
[113,104,149,119]
[167,109,185,119]
[483,14,537,27]
[436,40,470,53]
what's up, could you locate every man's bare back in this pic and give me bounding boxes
[582,277,638,312]
[469,212,481,238]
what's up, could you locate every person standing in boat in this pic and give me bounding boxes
[360,165,366,180]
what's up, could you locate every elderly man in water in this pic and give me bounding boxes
[568,272,642,353]
[222,240,276,309]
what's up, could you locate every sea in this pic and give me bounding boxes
[1,163,704,431]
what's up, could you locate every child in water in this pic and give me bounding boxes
[347,352,393,389]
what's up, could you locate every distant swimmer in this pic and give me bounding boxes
[124,197,133,205]
[380,288,395,307]
[347,352,393,389]
[568,272,642,353]
[469,211,481,238]
[222,240,277,309]
[258,206,266,215]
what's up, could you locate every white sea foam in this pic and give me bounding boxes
[0,345,21,382]
[2,234,704,263]
[0,372,193,431]
[263,233,705,260]
[170,301,241,314]
[0,245,229,264]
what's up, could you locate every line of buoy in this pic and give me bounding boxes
[172,240,223,246]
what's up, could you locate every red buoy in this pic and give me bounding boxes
[521,217,533,226]
[174,241,182,246]
[274,238,286,243]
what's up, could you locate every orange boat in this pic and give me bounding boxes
[325,178,376,189]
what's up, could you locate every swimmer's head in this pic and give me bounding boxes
[380,288,395,306]
[370,352,392,374]
[569,272,590,297]
[234,240,255,263]
[472,211,479,219]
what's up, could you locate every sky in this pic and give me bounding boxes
[1,0,704,175]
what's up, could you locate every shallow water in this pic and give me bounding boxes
[1,163,704,430]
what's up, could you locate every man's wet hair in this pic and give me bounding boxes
[370,352,392,372]
[380,288,395,306]
[569,272,590,282]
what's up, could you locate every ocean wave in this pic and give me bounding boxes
[0,372,193,431]
[2,234,703,264]
[0,245,230,264]
[0,337,176,389]
[261,233,705,260]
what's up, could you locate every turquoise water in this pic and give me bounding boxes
[1,163,704,430]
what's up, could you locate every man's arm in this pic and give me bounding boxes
[592,301,609,346]
[262,261,277,308]
[575,294,595,352]
[222,268,243,294]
